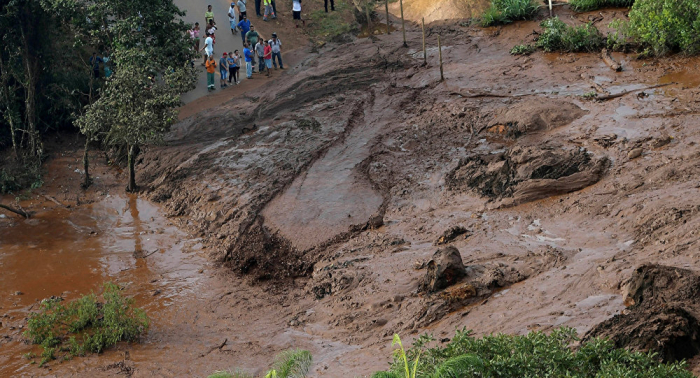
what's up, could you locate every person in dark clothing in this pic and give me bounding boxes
[255,0,262,17]
[90,53,103,78]
[324,0,334,12]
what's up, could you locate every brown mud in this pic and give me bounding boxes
[4,4,700,377]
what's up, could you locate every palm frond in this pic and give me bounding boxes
[271,349,313,378]
[431,354,485,378]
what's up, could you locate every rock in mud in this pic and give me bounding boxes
[585,265,700,362]
[447,145,608,208]
[420,246,467,293]
[627,148,643,160]
[488,99,587,137]
[435,226,470,245]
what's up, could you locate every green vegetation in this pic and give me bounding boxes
[371,328,694,378]
[209,349,312,378]
[622,0,700,56]
[510,44,536,55]
[536,17,604,52]
[569,0,634,12]
[0,0,196,193]
[24,282,149,366]
[309,1,355,42]
[481,0,538,27]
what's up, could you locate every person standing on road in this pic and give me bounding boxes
[205,4,215,25]
[219,52,229,88]
[263,40,272,77]
[191,22,201,51]
[207,20,217,44]
[255,38,265,74]
[228,3,238,35]
[324,0,335,12]
[237,16,251,46]
[227,51,238,84]
[237,0,247,18]
[199,31,214,65]
[255,0,262,17]
[263,0,276,21]
[243,43,254,79]
[292,0,305,27]
[246,25,262,70]
[269,32,283,69]
[205,54,217,91]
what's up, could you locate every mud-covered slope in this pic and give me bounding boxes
[136,8,700,376]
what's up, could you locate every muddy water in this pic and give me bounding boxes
[0,195,205,376]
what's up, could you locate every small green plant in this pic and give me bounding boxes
[510,44,536,55]
[309,1,354,41]
[623,0,700,56]
[536,17,604,52]
[582,90,598,100]
[372,328,694,378]
[569,0,634,12]
[481,0,538,27]
[24,282,149,366]
[208,349,312,378]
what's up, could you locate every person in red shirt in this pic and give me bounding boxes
[263,40,272,77]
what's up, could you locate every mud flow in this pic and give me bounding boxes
[0,195,205,376]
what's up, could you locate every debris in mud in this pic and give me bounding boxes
[650,134,672,149]
[435,226,471,245]
[295,118,322,132]
[585,265,700,362]
[420,246,467,293]
[487,99,587,138]
[593,134,617,148]
[627,148,643,160]
[447,145,609,208]
[310,261,366,300]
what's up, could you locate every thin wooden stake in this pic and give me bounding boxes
[438,34,443,81]
[400,0,407,47]
[385,0,390,34]
[422,17,426,65]
[548,0,553,17]
[365,0,372,29]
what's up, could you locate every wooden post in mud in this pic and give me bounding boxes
[422,17,426,65]
[365,0,372,29]
[438,35,444,81]
[548,0,553,17]
[385,0,390,34]
[400,0,407,47]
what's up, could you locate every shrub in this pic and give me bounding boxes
[569,0,634,12]
[481,0,538,27]
[372,328,694,378]
[510,44,536,55]
[208,349,312,378]
[624,0,700,56]
[309,1,355,42]
[24,282,149,366]
[536,17,604,52]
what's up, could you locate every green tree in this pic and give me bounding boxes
[76,48,195,191]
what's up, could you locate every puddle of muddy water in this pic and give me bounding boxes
[0,194,205,376]
[659,69,700,89]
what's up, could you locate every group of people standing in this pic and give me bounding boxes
[190,3,288,91]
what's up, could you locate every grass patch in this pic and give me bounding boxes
[569,0,634,12]
[623,0,700,56]
[510,43,536,55]
[24,282,149,366]
[208,349,312,378]
[309,1,355,42]
[481,0,538,27]
[372,328,694,378]
[536,17,604,52]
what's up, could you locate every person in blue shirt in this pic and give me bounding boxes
[219,52,229,88]
[237,16,251,45]
[243,43,254,79]
[90,52,103,78]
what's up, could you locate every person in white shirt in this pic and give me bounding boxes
[292,0,304,28]
[199,32,214,65]
[269,32,283,69]
[228,3,239,35]
[237,0,247,18]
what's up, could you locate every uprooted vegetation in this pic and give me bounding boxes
[536,17,604,52]
[208,349,312,378]
[446,146,609,208]
[24,283,149,366]
[371,328,694,377]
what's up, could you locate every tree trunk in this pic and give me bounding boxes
[127,144,137,192]
[19,8,43,159]
[0,204,30,218]
[0,58,20,160]
[82,138,91,189]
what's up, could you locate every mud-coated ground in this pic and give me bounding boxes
[3,5,700,377]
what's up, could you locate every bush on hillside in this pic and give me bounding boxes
[371,328,694,378]
[481,0,538,26]
[536,17,604,52]
[569,0,634,12]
